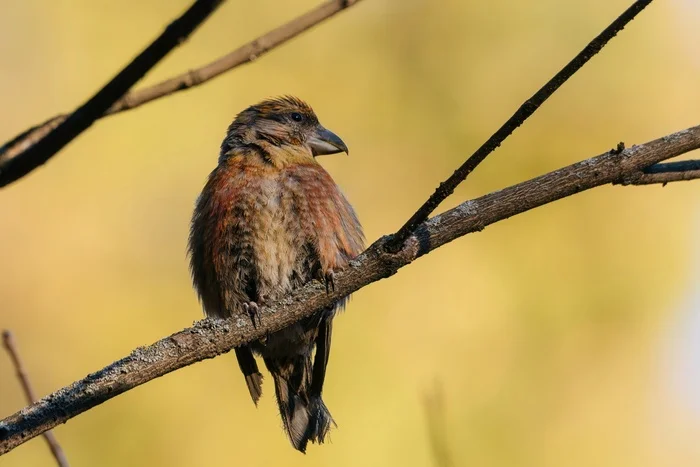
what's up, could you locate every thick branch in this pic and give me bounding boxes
[615,160,700,185]
[0,0,363,183]
[0,0,225,188]
[1,124,698,456]
[388,0,654,250]
[2,331,69,467]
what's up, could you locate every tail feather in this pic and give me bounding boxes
[244,373,263,404]
[265,355,334,453]
[304,316,335,446]
[235,347,263,404]
[303,396,335,445]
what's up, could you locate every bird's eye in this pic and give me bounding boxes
[291,112,303,122]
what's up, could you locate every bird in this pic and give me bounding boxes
[187,96,364,452]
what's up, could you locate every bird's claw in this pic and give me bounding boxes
[324,269,335,294]
[243,301,262,329]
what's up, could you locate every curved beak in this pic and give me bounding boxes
[308,125,348,156]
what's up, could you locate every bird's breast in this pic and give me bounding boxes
[203,158,362,308]
[247,176,302,296]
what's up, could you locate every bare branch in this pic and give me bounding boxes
[615,159,700,185]
[105,0,363,116]
[0,0,225,188]
[0,0,363,185]
[388,0,655,251]
[1,124,698,456]
[2,331,70,467]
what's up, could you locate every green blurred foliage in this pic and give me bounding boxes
[1,1,699,466]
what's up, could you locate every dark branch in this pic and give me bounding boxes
[0,0,225,188]
[0,0,363,183]
[1,124,698,456]
[615,159,700,185]
[2,331,70,467]
[388,0,655,251]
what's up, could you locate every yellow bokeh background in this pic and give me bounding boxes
[1,1,699,466]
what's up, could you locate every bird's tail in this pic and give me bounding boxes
[264,355,335,453]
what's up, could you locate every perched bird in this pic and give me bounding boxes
[188,96,364,452]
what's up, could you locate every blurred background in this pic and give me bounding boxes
[1,0,699,465]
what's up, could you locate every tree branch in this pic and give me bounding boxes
[615,160,700,185]
[1,124,698,456]
[0,0,363,185]
[0,0,225,188]
[105,0,363,116]
[2,331,70,467]
[388,0,655,251]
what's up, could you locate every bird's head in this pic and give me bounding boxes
[221,96,348,163]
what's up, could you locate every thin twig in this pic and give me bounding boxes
[387,0,655,251]
[1,124,698,456]
[0,0,225,188]
[2,331,70,467]
[0,0,363,184]
[615,159,700,185]
[106,0,363,116]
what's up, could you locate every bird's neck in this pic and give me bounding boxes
[223,138,316,170]
[259,140,316,169]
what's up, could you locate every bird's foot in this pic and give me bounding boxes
[243,301,263,329]
[323,269,335,294]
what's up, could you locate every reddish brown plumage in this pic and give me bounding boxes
[188,96,363,452]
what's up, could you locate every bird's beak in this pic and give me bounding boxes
[308,126,349,156]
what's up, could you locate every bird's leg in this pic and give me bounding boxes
[258,294,271,342]
[243,301,263,329]
[323,269,335,294]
